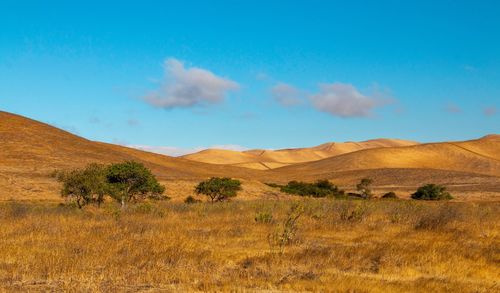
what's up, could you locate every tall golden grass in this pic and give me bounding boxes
[0,199,498,292]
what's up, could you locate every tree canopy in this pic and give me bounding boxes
[194,177,241,202]
[106,161,165,207]
[56,161,165,208]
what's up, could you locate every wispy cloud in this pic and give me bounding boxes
[271,83,302,106]
[309,83,391,118]
[483,106,497,116]
[128,144,248,157]
[143,58,239,109]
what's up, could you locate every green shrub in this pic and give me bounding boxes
[195,177,242,203]
[57,163,108,208]
[106,161,166,208]
[411,184,453,200]
[280,180,344,198]
[56,161,166,209]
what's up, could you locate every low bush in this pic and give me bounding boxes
[280,180,344,198]
[411,184,453,200]
[195,177,242,203]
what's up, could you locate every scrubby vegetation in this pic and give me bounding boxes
[277,180,345,198]
[195,177,242,202]
[411,184,453,200]
[356,178,374,199]
[0,199,498,292]
[56,161,166,208]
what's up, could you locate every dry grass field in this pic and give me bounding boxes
[1,199,499,292]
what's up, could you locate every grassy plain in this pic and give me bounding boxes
[1,198,498,292]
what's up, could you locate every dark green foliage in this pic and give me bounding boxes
[57,163,108,208]
[381,191,398,199]
[411,184,453,200]
[56,161,166,209]
[195,177,242,202]
[184,195,201,204]
[106,161,166,207]
[356,178,373,199]
[280,180,344,198]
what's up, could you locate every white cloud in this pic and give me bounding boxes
[128,144,248,157]
[143,58,239,109]
[271,83,302,106]
[309,83,389,118]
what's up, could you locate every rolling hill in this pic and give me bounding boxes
[182,139,419,169]
[1,110,499,201]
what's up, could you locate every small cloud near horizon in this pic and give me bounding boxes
[128,144,249,157]
[142,58,239,109]
[310,82,392,118]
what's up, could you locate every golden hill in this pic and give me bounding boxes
[0,111,268,200]
[182,139,419,169]
[1,110,499,201]
[271,136,500,178]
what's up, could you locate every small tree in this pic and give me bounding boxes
[411,184,453,200]
[195,177,241,203]
[106,161,165,208]
[356,178,373,199]
[58,163,108,208]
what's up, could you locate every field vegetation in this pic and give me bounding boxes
[0,198,498,292]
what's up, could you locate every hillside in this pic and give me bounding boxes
[271,136,500,178]
[0,111,269,200]
[1,111,499,201]
[182,139,419,169]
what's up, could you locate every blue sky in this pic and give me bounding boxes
[1,1,499,155]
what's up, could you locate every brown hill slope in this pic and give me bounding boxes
[1,111,499,201]
[0,111,270,200]
[0,111,265,179]
[182,139,419,169]
[271,137,500,178]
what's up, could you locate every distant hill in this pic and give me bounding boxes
[182,139,419,169]
[271,136,500,178]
